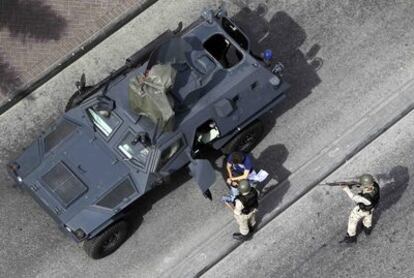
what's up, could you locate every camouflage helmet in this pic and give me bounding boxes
[359,174,374,187]
[239,180,251,195]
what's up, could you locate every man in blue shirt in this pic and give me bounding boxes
[222,151,253,203]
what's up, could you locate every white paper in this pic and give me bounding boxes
[248,169,269,182]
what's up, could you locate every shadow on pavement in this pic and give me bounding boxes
[255,144,291,190]
[0,0,67,96]
[232,6,322,122]
[122,167,193,236]
[0,55,22,96]
[254,144,291,225]
[0,0,67,41]
[230,5,321,224]
[374,165,410,225]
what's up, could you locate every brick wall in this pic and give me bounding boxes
[0,0,141,103]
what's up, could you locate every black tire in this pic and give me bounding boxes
[83,221,129,259]
[221,120,264,154]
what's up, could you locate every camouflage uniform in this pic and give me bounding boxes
[342,174,380,243]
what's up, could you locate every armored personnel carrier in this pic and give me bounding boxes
[8,8,289,259]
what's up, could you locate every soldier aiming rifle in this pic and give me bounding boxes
[323,174,380,244]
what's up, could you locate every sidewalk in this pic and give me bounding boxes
[0,0,154,110]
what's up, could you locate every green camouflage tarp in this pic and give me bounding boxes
[128,64,176,131]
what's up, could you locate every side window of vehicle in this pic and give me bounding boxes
[118,131,150,169]
[157,138,184,170]
[86,107,121,138]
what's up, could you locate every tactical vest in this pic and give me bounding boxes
[236,189,259,214]
[358,182,380,211]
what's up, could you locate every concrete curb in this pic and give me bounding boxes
[0,0,158,116]
[161,79,414,278]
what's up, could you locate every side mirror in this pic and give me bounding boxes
[201,9,214,24]
[188,159,216,200]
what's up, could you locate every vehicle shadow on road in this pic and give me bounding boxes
[0,0,67,97]
[123,167,193,236]
[373,165,410,229]
[232,6,322,126]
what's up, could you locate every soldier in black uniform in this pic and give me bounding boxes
[341,174,380,243]
[230,180,259,241]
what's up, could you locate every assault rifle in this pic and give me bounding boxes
[320,181,361,188]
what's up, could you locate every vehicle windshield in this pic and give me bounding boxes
[87,108,120,137]
[118,131,150,168]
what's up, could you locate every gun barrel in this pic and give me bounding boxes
[320,181,360,187]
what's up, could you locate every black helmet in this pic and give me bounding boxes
[239,180,251,195]
[359,174,374,187]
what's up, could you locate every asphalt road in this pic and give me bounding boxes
[203,108,414,278]
[1,0,414,277]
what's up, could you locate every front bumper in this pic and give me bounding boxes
[7,162,84,243]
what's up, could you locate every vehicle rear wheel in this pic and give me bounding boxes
[221,120,264,154]
[83,221,128,259]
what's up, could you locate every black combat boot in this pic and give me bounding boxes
[340,233,357,244]
[233,232,252,241]
[363,226,372,235]
[248,223,257,233]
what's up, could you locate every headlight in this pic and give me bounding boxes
[64,225,72,233]
[64,225,86,240]
[7,162,23,183]
[74,228,86,240]
[269,76,281,87]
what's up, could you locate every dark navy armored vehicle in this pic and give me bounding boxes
[7,8,289,259]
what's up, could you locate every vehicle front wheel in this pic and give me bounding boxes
[83,221,128,259]
[221,120,264,154]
